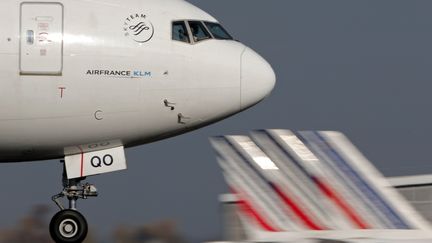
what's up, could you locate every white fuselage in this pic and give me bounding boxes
[0,0,275,162]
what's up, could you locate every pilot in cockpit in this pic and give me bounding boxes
[190,25,199,42]
[178,29,187,42]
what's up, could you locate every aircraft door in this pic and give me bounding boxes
[20,3,63,75]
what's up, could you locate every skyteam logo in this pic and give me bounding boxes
[123,14,154,43]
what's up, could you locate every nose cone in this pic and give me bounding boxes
[241,47,276,110]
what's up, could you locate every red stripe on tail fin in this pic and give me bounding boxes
[314,177,370,229]
[231,188,280,232]
[271,183,325,230]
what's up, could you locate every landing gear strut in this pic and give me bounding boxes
[50,164,98,243]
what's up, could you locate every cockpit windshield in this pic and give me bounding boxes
[172,20,234,44]
[204,22,233,40]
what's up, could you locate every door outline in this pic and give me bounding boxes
[19,2,64,76]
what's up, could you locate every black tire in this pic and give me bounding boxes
[49,209,88,243]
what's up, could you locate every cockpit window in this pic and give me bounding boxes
[188,21,211,42]
[172,21,190,43]
[204,22,233,40]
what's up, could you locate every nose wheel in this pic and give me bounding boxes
[50,164,98,243]
[49,210,88,243]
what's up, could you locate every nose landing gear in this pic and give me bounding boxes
[49,166,98,243]
[48,145,126,242]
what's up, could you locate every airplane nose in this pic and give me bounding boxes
[240,47,276,110]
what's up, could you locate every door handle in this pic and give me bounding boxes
[26,30,34,45]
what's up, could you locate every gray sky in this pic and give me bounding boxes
[2,0,432,242]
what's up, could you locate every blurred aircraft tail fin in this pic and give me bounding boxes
[210,130,430,240]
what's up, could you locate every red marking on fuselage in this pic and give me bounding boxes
[77,146,84,177]
[59,87,66,98]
